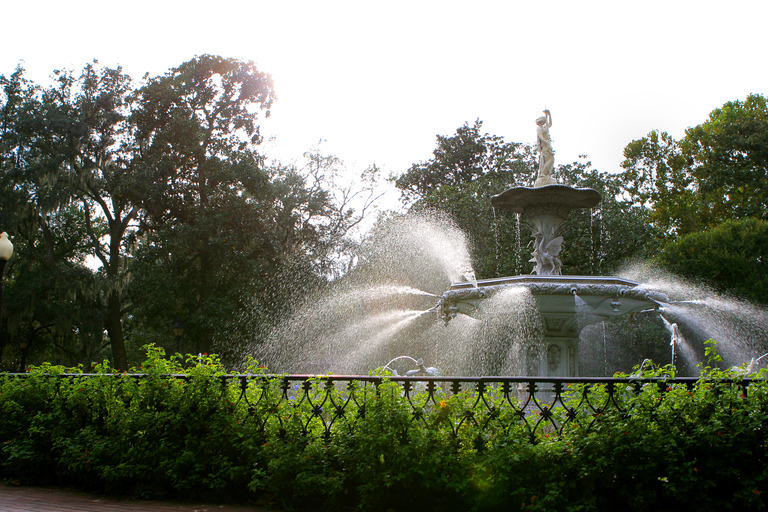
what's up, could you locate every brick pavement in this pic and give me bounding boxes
[0,484,275,512]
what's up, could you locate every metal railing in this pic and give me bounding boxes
[1,373,758,444]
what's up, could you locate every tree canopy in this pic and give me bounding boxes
[621,93,768,238]
[2,58,767,370]
[656,218,768,305]
[0,57,379,370]
[620,93,768,303]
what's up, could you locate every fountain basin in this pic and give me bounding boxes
[437,275,668,377]
[491,185,601,217]
[439,275,668,337]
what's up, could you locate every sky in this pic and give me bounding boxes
[3,0,768,203]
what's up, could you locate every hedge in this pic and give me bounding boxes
[0,343,766,511]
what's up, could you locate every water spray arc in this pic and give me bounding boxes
[254,109,768,377]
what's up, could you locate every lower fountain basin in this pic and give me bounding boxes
[439,275,668,337]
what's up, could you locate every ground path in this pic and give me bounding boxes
[0,483,277,511]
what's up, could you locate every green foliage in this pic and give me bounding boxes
[685,93,768,222]
[621,93,768,238]
[1,345,767,511]
[657,218,768,304]
[554,161,663,275]
[620,129,702,236]
[393,120,536,278]
[1,58,379,369]
[0,66,109,367]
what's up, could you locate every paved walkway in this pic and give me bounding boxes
[0,484,276,512]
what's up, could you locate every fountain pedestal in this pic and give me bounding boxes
[491,185,602,276]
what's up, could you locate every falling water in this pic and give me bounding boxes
[249,211,550,376]
[574,294,601,333]
[492,206,500,275]
[601,322,608,376]
[589,208,595,274]
[515,213,523,275]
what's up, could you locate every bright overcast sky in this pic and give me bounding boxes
[3,0,767,189]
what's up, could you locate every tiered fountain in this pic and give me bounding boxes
[436,110,667,377]
[256,109,767,378]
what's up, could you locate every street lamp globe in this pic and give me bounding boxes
[0,232,12,262]
[0,232,13,342]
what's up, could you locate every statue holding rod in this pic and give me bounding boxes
[534,109,556,187]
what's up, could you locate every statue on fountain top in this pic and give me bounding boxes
[534,109,557,188]
[491,108,601,275]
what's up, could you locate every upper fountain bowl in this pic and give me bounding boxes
[491,184,602,217]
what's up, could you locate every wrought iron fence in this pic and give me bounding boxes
[2,373,758,444]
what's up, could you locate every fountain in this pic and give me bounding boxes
[253,110,768,377]
[436,110,667,377]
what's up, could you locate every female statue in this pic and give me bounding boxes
[535,109,555,185]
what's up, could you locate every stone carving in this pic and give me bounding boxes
[547,344,561,372]
[535,109,556,187]
[530,224,563,276]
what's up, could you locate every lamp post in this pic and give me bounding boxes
[0,233,13,366]
[0,232,13,320]
[173,321,184,354]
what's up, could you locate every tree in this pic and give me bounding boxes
[656,218,768,305]
[395,120,537,278]
[395,119,530,202]
[1,57,280,368]
[2,57,384,368]
[126,55,277,356]
[62,64,139,370]
[621,93,768,238]
[269,149,384,278]
[0,65,108,367]
[554,161,663,276]
[685,93,768,222]
[620,130,703,236]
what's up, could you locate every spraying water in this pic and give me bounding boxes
[244,215,768,377]
[251,211,543,375]
[622,262,768,369]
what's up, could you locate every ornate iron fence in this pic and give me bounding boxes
[1,373,758,443]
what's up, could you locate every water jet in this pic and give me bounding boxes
[255,110,767,377]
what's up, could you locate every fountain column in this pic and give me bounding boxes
[529,315,581,377]
[491,185,601,276]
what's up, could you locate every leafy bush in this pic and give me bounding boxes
[657,218,768,304]
[1,343,767,511]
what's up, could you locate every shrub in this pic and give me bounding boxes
[0,343,766,511]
